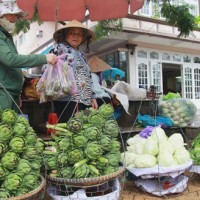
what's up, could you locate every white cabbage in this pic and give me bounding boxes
[157,150,177,167]
[120,151,138,165]
[134,154,157,168]
[173,146,191,164]
[158,140,174,155]
[151,127,168,143]
[126,135,146,155]
[143,136,159,156]
[168,133,184,150]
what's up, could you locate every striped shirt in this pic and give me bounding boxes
[49,42,95,105]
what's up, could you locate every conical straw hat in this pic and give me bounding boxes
[53,20,96,44]
[88,55,111,73]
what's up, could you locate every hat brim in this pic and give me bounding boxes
[88,56,111,73]
[53,20,96,45]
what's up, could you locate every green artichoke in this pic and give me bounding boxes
[0,164,9,180]
[73,133,87,148]
[2,172,22,192]
[56,136,71,151]
[0,142,7,156]
[25,132,37,145]
[35,138,45,153]
[23,146,39,160]
[1,109,18,124]
[44,156,58,170]
[12,122,27,136]
[21,174,39,190]
[105,153,120,167]
[68,149,84,164]
[9,136,26,153]
[56,152,68,166]
[0,123,13,142]
[99,135,112,152]
[88,111,105,127]
[16,115,29,126]
[84,127,101,141]
[102,120,119,138]
[109,140,121,153]
[29,160,41,171]
[98,103,114,119]
[0,188,10,199]
[96,156,109,170]
[85,142,102,160]
[74,164,90,178]
[103,166,116,175]
[1,151,19,170]
[16,159,32,176]
[67,117,83,133]
[59,167,73,178]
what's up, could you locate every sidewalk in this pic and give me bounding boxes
[121,172,200,200]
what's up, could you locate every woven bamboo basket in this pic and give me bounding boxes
[8,175,46,200]
[46,166,125,187]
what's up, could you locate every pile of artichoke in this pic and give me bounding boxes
[44,103,122,179]
[0,109,44,198]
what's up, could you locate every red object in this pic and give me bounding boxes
[16,0,145,21]
[130,0,145,14]
[47,113,58,134]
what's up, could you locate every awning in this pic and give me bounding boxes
[17,0,145,21]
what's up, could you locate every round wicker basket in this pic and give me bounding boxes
[8,175,46,200]
[47,166,125,187]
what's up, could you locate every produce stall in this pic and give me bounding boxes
[121,126,193,197]
[0,109,45,199]
[41,103,126,199]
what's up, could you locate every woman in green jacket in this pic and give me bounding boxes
[0,1,57,111]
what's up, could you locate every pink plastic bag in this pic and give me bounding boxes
[36,55,77,103]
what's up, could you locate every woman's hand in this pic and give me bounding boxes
[91,99,98,109]
[46,54,58,65]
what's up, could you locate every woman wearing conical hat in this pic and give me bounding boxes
[50,20,98,122]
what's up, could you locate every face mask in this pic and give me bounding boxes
[0,17,15,33]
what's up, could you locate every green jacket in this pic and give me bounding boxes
[0,26,47,110]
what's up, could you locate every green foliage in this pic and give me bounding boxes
[161,2,197,37]
[13,4,43,35]
[13,19,30,35]
[94,19,123,40]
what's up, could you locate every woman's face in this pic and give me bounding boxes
[66,27,84,49]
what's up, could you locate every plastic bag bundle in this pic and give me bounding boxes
[137,113,173,128]
[159,97,197,127]
[36,55,77,103]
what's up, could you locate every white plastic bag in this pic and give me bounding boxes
[111,81,146,100]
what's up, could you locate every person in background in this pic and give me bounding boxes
[88,55,111,106]
[0,0,57,111]
[91,72,111,106]
[50,20,98,122]
[111,74,120,86]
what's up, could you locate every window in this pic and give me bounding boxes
[193,57,200,63]
[162,53,170,61]
[150,51,159,59]
[194,68,200,99]
[152,62,162,92]
[184,67,193,99]
[138,63,148,89]
[173,54,181,62]
[137,50,147,58]
[183,55,191,63]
